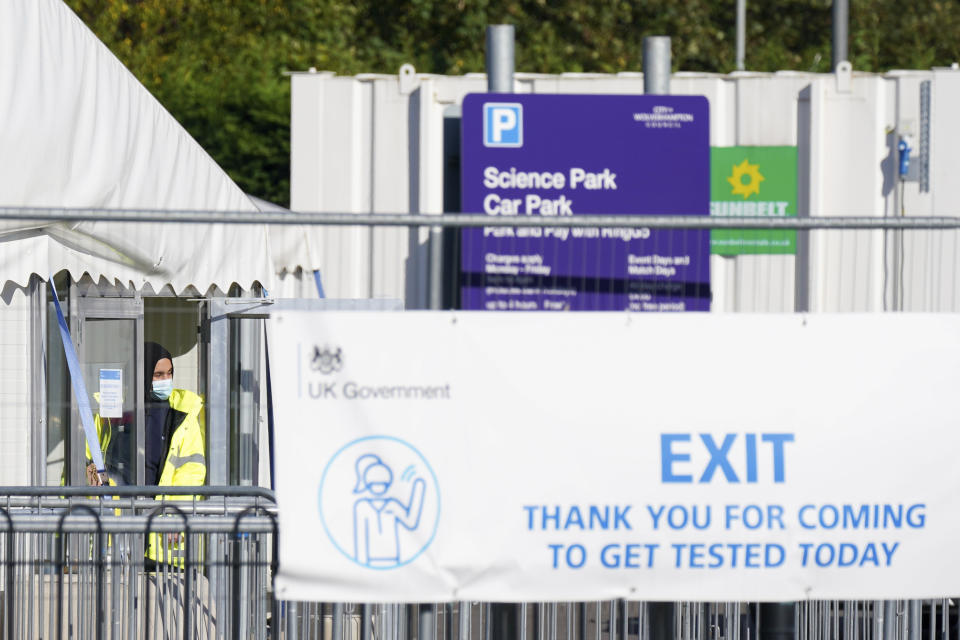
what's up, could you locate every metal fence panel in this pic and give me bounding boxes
[3,213,960,638]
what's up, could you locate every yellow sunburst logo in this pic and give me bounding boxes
[727,159,765,199]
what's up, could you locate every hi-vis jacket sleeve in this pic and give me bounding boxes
[169,419,206,487]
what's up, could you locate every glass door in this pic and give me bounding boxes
[66,296,144,486]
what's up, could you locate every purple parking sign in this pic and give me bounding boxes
[460,93,710,311]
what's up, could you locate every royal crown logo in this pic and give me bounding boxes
[311,345,343,374]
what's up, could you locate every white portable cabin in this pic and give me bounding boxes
[290,64,960,313]
[0,0,326,487]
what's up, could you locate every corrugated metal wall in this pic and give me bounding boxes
[290,67,960,312]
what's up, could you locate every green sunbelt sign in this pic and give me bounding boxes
[710,146,797,255]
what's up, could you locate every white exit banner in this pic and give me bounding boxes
[269,312,960,603]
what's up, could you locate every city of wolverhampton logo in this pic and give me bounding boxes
[311,345,342,374]
[727,158,765,199]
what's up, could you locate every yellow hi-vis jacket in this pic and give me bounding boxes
[153,388,206,490]
[147,388,206,566]
[92,389,206,487]
[92,389,206,565]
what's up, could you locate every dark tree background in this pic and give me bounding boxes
[66,0,960,206]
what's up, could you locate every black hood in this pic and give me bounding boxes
[144,341,173,396]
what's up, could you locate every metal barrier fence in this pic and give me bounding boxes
[4,207,960,312]
[0,487,957,640]
[4,211,960,638]
[0,486,278,639]
[288,600,960,640]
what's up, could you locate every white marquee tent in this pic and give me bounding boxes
[0,0,323,485]
[0,0,321,294]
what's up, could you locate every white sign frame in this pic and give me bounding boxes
[270,312,960,603]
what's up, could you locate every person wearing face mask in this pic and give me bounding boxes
[141,342,207,567]
[86,342,206,489]
[142,342,206,488]
[86,343,206,572]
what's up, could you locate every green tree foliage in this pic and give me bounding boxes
[65,0,960,206]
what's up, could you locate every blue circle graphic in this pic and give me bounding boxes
[318,435,441,570]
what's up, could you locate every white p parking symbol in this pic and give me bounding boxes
[491,109,516,142]
[483,103,523,147]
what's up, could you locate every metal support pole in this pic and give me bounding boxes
[883,601,897,640]
[333,603,344,640]
[490,603,519,640]
[832,0,849,70]
[419,605,437,640]
[759,603,796,640]
[429,225,443,310]
[919,80,932,193]
[795,85,812,313]
[643,36,671,95]
[206,307,230,638]
[486,25,515,93]
[406,604,417,639]
[362,604,372,640]
[909,600,921,640]
[285,602,300,640]
[736,0,746,70]
[460,602,472,640]
[207,307,229,485]
[648,602,675,640]
[28,275,48,487]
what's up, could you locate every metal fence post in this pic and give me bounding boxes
[486,25,515,93]
[419,604,437,640]
[333,602,344,640]
[736,0,746,71]
[909,600,921,640]
[285,602,300,640]
[648,602,675,640]
[1,509,12,640]
[362,603,372,640]
[429,225,444,310]
[795,84,811,314]
[484,28,519,630]
[490,603,519,640]
[459,601,472,640]
[883,600,897,640]
[56,506,104,640]
[643,36,671,95]
[832,0,849,70]
[183,521,193,640]
[759,603,796,640]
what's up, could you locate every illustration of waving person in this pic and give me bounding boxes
[352,454,426,568]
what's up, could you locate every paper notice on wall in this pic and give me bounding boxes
[98,368,122,418]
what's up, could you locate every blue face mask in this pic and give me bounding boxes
[151,378,173,401]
